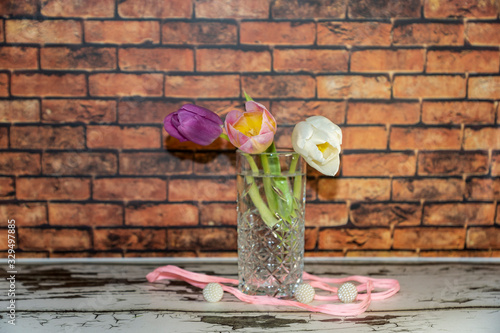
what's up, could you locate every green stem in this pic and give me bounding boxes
[244,154,279,228]
[261,145,279,213]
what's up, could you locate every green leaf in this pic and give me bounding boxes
[243,91,253,102]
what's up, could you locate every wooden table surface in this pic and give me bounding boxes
[1,257,499,332]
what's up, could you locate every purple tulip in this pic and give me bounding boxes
[164,104,223,146]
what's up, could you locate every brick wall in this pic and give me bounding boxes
[0,0,499,258]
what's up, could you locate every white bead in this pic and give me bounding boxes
[295,283,315,304]
[203,283,224,303]
[338,282,358,303]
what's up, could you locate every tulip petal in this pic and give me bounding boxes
[181,104,223,126]
[292,116,342,176]
[164,112,188,142]
[164,104,223,146]
[176,112,222,146]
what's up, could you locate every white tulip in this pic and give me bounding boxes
[292,116,342,176]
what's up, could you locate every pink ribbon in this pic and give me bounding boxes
[146,265,400,317]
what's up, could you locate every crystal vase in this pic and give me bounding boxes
[236,149,306,298]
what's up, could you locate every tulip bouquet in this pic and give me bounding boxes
[164,94,342,228]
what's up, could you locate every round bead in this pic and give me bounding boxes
[338,282,358,303]
[203,283,224,303]
[294,283,315,304]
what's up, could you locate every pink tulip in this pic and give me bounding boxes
[224,101,277,154]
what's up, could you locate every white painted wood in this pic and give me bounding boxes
[1,258,499,332]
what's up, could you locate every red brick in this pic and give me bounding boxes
[42,0,114,17]
[85,21,160,44]
[304,251,344,257]
[43,152,117,175]
[424,0,499,18]
[272,0,346,19]
[0,128,8,148]
[18,228,91,251]
[118,100,185,124]
[393,23,464,46]
[466,23,500,46]
[0,152,40,175]
[94,228,166,250]
[51,252,123,258]
[350,202,421,227]
[274,49,348,73]
[347,102,419,125]
[17,252,51,258]
[0,203,46,226]
[197,49,270,72]
[493,153,500,176]
[469,76,500,99]
[0,177,14,200]
[0,74,7,97]
[424,203,495,226]
[119,48,193,72]
[305,228,318,250]
[120,152,192,175]
[87,125,161,149]
[318,75,391,99]
[393,227,465,250]
[392,178,463,201]
[351,49,425,73]
[318,228,391,250]
[347,250,418,257]
[0,46,38,70]
[427,50,499,74]
[17,177,91,200]
[200,203,236,226]
[49,203,122,226]
[197,0,268,19]
[162,22,237,45]
[165,134,236,151]
[419,250,500,258]
[41,47,116,70]
[93,178,166,201]
[89,73,163,97]
[241,22,315,45]
[390,127,461,150]
[466,178,500,200]
[10,126,85,149]
[343,152,416,176]
[349,0,421,18]
[242,75,315,99]
[467,227,500,249]
[125,203,198,226]
[318,178,391,201]
[0,0,37,16]
[317,22,391,46]
[6,20,82,44]
[394,75,466,99]
[464,127,500,150]
[0,100,39,123]
[0,20,3,43]
[42,99,116,123]
[194,152,235,175]
[418,151,489,176]
[422,101,495,124]
[169,178,236,202]
[342,126,388,150]
[12,73,87,97]
[271,101,345,126]
[305,203,348,227]
[167,228,237,251]
[118,0,192,18]
[165,75,239,98]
